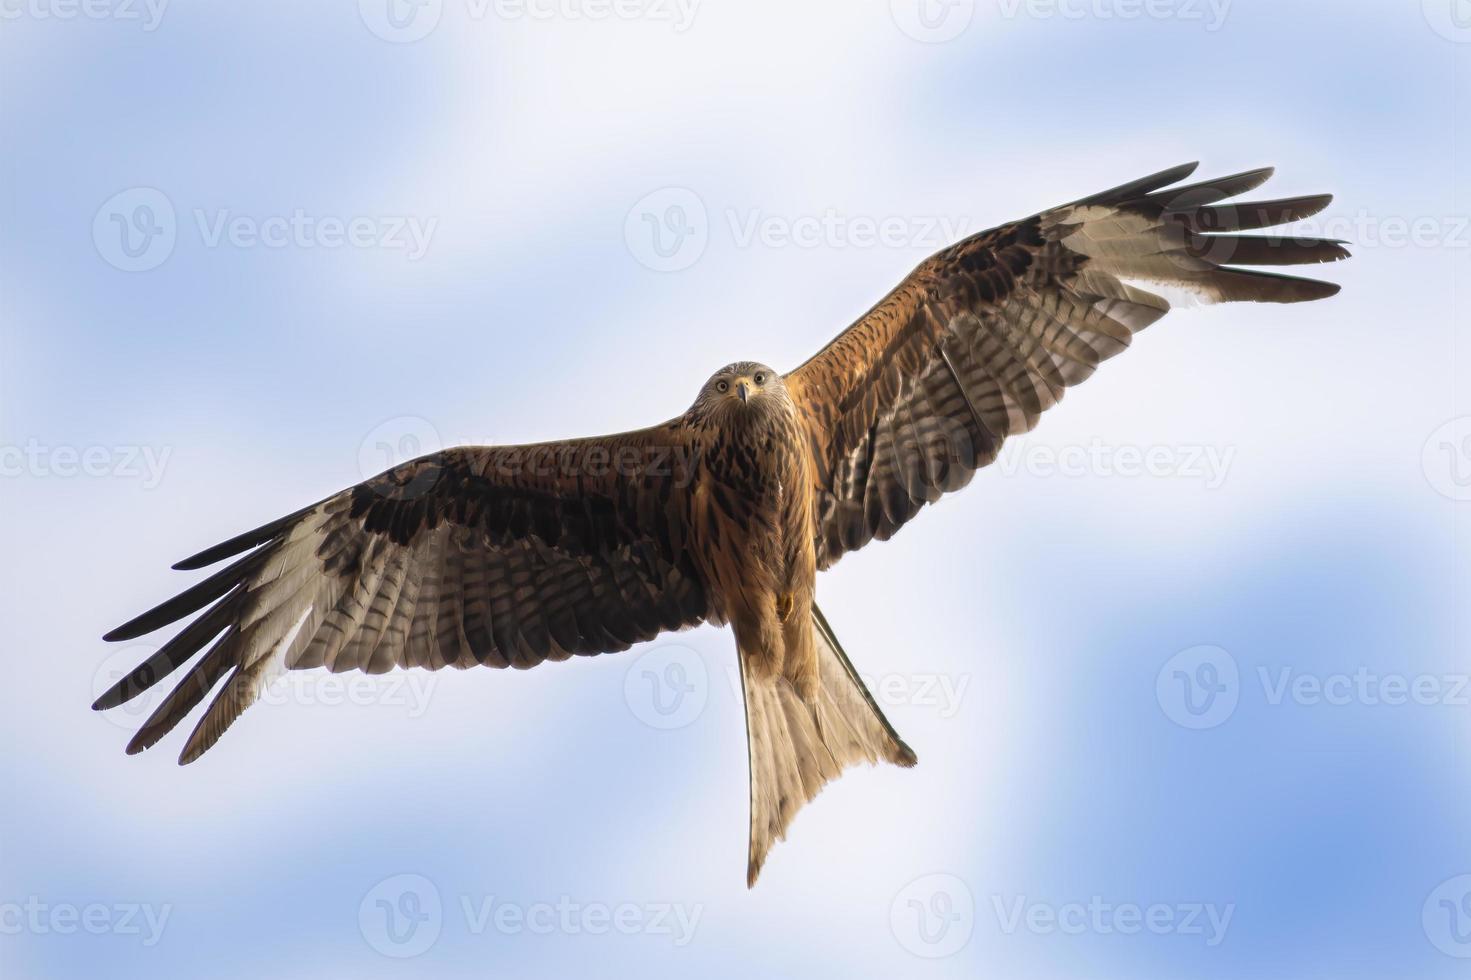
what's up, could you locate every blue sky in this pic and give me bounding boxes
[2,1,1469,977]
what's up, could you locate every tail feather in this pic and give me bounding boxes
[740,603,916,887]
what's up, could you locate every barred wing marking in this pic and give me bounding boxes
[786,163,1347,568]
[98,434,712,763]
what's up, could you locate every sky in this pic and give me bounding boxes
[2,0,1469,977]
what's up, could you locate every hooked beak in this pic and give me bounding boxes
[736,381,750,403]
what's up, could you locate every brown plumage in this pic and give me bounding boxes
[99,163,1347,885]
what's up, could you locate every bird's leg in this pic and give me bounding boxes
[780,590,818,704]
[732,594,784,682]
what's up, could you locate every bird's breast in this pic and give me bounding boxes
[702,416,806,513]
[687,413,816,627]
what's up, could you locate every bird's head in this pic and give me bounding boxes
[692,361,790,423]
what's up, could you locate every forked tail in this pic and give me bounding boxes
[740,603,917,887]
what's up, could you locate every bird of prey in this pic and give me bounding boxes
[99,163,1348,885]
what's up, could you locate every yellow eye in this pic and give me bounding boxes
[716,380,729,393]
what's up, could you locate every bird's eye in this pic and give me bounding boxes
[716,380,729,393]
[754,372,766,385]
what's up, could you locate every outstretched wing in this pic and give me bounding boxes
[98,429,712,763]
[786,163,1349,569]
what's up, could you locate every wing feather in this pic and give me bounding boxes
[788,164,1347,568]
[99,431,711,761]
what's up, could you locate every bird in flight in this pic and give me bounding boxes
[99,163,1348,886]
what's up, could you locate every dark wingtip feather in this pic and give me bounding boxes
[95,595,240,708]
[1074,162,1200,208]
[103,622,153,643]
[1294,192,1333,219]
[1216,269,1343,303]
[1197,235,1353,267]
[122,637,235,756]
[1151,166,1276,207]
[104,550,265,641]
[93,679,143,711]
[1170,192,1336,233]
[177,664,257,765]
[172,504,313,570]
